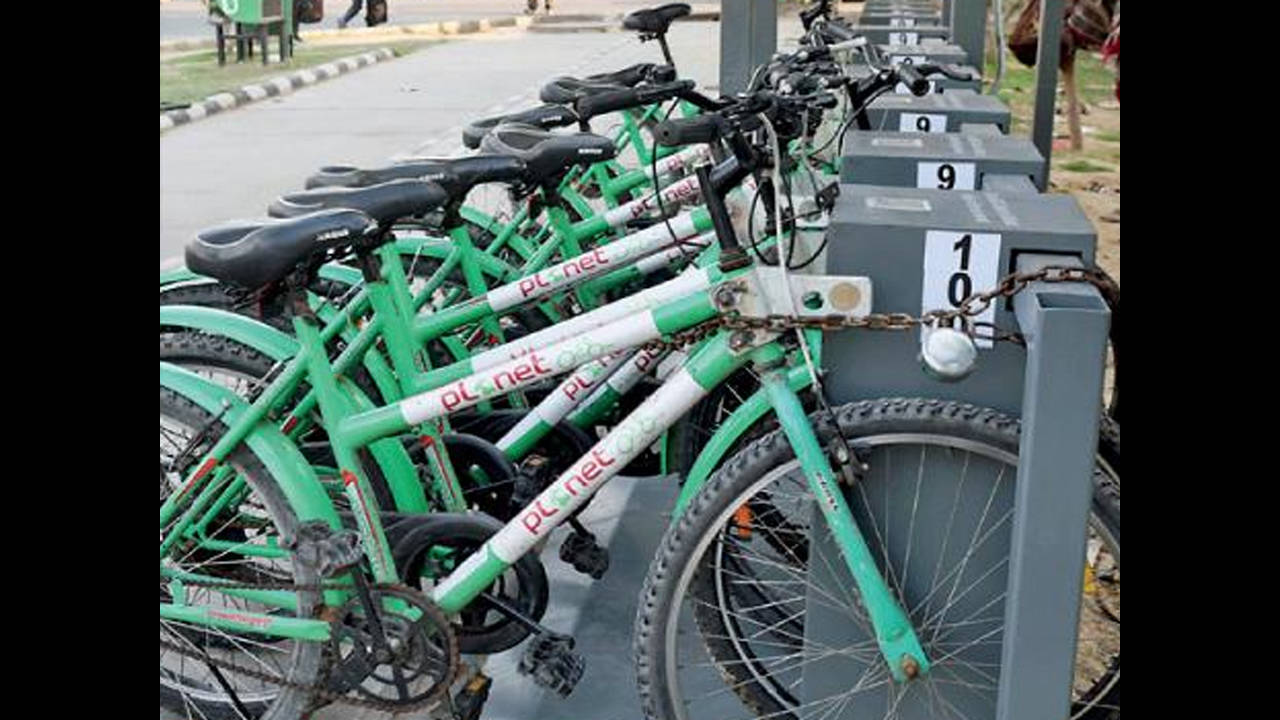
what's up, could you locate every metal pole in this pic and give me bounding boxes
[950,0,988,68]
[997,253,1110,720]
[719,0,777,95]
[1030,0,1064,188]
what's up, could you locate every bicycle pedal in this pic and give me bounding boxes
[510,457,552,514]
[518,633,585,697]
[285,521,363,578]
[559,530,609,579]
[451,671,492,720]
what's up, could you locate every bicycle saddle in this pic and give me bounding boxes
[186,208,376,290]
[304,156,529,203]
[540,62,676,104]
[479,124,617,184]
[622,4,691,35]
[269,178,449,225]
[462,104,580,149]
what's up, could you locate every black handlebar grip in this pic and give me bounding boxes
[574,87,642,119]
[636,79,697,102]
[649,64,678,83]
[783,71,821,94]
[823,21,857,42]
[654,115,724,146]
[576,80,694,118]
[897,64,930,96]
[808,92,839,110]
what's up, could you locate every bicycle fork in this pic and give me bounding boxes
[758,365,931,683]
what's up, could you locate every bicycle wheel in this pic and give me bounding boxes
[158,330,402,509]
[634,398,1120,720]
[160,387,324,720]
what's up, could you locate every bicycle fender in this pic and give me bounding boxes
[317,262,364,286]
[673,365,813,517]
[161,261,363,289]
[160,265,205,287]
[160,304,299,361]
[392,235,454,260]
[160,361,341,528]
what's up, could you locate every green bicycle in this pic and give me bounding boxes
[161,110,1119,718]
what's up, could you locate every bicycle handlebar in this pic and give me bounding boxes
[574,79,697,119]
[896,64,930,96]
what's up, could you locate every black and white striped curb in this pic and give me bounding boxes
[160,48,394,133]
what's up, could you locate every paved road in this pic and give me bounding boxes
[160,0,668,41]
[159,18,742,259]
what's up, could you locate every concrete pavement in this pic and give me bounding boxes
[159,18,740,259]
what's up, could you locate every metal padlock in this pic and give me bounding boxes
[919,319,978,382]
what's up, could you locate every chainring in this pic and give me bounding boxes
[324,584,459,709]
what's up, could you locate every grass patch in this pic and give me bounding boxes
[1057,159,1112,173]
[982,50,1115,136]
[1094,131,1120,142]
[160,40,441,108]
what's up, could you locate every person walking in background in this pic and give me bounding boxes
[338,0,364,28]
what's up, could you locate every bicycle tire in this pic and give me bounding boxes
[160,387,323,720]
[634,397,1120,720]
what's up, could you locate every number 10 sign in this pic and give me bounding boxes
[921,230,1002,348]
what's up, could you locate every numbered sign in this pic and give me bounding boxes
[921,231,1002,348]
[895,80,937,94]
[888,32,920,45]
[916,162,976,190]
[889,17,917,27]
[899,112,947,133]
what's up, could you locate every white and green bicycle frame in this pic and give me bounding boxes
[161,262,935,683]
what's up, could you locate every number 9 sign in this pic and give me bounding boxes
[899,113,947,133]
[916,162,976,190]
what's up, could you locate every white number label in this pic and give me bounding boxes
[889,17,917,27]
[899,112,948,133]
[895,80,937,94]
[917,162,976,190]
[921,231,1002,348]
[888,32,920,45]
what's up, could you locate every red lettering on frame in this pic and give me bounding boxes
[441,382,481,412]
[529,352,553,375]
[521,510,543,534]
[593,447,616,467]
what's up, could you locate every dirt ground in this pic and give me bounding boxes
[1048,79,1120,406]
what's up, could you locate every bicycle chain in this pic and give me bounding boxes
[160,579,455,714]
[644,265,1118,350]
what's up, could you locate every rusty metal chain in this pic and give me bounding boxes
[645,265,1118,350]
[160,579,456,714]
